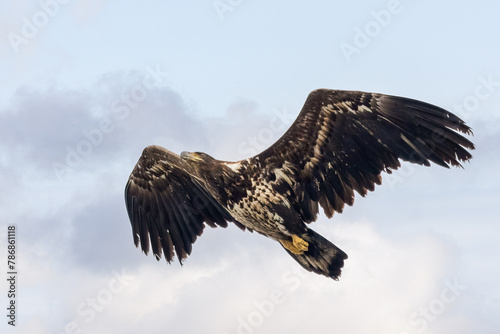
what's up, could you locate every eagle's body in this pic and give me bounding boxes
[125,89,474,280]
[222,160,291,239]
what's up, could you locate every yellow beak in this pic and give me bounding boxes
[180,151,203,162]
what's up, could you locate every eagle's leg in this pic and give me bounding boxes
[280,234,309,254]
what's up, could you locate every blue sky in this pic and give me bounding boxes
[1,1,499,333]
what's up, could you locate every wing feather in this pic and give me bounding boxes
[253,89,474,222]
[125,145,238,264]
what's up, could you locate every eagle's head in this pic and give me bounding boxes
[180,151,218,176]
[180,151,235,187]
[180,151,216,164]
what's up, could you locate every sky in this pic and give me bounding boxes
[1,0,499,333]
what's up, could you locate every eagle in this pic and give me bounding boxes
[125,89,474,280]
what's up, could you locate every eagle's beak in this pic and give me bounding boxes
[180,151,202,162]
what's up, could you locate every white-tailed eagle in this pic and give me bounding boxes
[125,89,474,280]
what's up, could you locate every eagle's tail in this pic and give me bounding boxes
[282,228,348,280]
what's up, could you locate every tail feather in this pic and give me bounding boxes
[283,228,347,280]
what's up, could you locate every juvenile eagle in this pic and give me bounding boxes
[125,89,474,280]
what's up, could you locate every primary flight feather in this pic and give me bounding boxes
[125,89,474,280]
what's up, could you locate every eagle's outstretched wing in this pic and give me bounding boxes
[254,89,475,222]
[125,145,238,263]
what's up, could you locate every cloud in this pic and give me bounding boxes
[0,69,208,181]
[2,70,499,334]
[23,220,476,334]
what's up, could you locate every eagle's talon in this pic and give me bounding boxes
[280,235,309,254]
[292,234,309,251]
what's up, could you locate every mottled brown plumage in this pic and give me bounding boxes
[125,89,474,280]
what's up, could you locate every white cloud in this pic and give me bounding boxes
[16,218,485,334]
[3,73,499,333]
